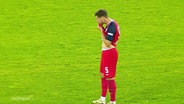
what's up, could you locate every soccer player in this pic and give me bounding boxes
[92,9,120,104]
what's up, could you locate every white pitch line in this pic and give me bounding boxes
[11,95,33,101]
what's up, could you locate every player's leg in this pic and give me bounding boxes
[100,51,108,101]
[92,74,107,104]
[101,73,108,99]
[92,73,107,104]
[92,51,107,104]
[106,48,118,104]
[107,78,116,104]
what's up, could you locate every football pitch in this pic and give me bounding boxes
[0,0,183,104]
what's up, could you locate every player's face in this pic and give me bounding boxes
[96,16,105,24]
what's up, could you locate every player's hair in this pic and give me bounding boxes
[95,9,108,18]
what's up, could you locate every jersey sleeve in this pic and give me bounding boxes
[106,22,116,42]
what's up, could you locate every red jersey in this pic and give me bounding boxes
[99,20,120,78]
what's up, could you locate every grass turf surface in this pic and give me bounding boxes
[0,0,184,104]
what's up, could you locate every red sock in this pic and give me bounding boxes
[108,80,116,101]
[101,78,108,97]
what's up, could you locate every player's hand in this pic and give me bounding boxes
[98,23,103,27]
[98,23,104,32]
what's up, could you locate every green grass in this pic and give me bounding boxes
[0,0,184,104]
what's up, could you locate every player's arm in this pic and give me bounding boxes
[101,32,112,47]
[98,22,116,47]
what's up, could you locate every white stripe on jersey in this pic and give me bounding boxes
[108,32,113,36]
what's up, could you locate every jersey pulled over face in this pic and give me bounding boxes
[102,20,120,49]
